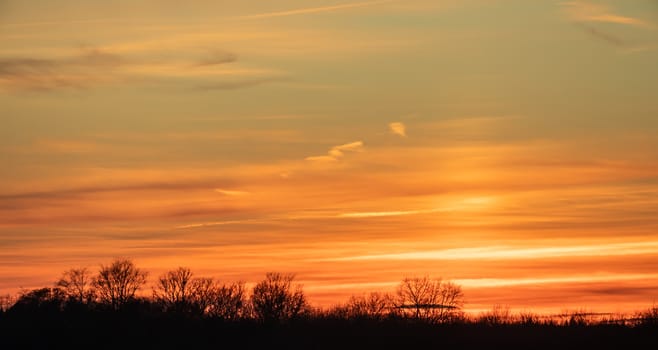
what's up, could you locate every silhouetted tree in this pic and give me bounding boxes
[189,277,216,315]
[0,294,15,314]
[10,287,67,314]
[56,267,93,304]
[153,267,196,313]
[153,267,240,317]
[92,258,148,310]
[251,272,307,323]
[207,281,247,320]
[343,292,393,320]
[395,276,463,322]
[436,281,464,321]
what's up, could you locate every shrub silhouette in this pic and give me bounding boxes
[477,304,513,325]
[636,306,658,326]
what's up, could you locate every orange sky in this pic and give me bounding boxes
[1,0,658,314]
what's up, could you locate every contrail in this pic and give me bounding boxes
[235,0,396,20]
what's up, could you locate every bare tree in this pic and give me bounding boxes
[56,267,93,303]
[251,272,307,323]
[93,258,148,309]
[395,276,463,322]
[153,267,238,317]
[153,267,195,312]
[436,280,464,321]
[207,281,246,320]
[153,267,248,319]
[190,277,216,314]
[344,292,393,320]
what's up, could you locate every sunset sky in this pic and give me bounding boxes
[1,0,658,314]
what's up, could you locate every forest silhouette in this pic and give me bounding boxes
[1,258,657,349]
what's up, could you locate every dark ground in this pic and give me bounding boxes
[2,313,657,350]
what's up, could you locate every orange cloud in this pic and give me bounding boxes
[388,122,406,137]
[305,141,364,162]
[562,1,651,28]
[325,240,658,262]
[214,189,250,196]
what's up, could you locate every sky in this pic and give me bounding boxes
[1,0,658,314]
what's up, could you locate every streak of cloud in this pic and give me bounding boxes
[0,48,124,90]
[192,77,285,91]
[1,17,129,28]
[175,220,253,230]
[455,273,658,288]
[195,50,238,67]
[560,1,655,49]
[305,141,364,162]
[0,180,235,200]
[214,188,249,196]
[337,208,443,218]
[325,240,658,262]
[235,0,396,20]
[562,1,650,27]
[0,47,280,92]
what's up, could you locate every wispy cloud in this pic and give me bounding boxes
[325,240,658,261]
[0,180,233,201]
[0,48,123,90]
[305,141,364,162]
[338,209,433,218]
[388,122,407,137]
[0,47,281,92]
[174,220,252,230]
[560,1,656,49]
[192,77,285,91]
[194,50,238,67]
[455,273,658,289]
[336,197,496,218]
[235,0,395,20]
[1,18,129,28]
[214,188,249,196]
[562,1,650,27]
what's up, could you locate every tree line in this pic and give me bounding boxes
[3,258,658,328]
[3,258,658,350]
[0,258,464,324]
